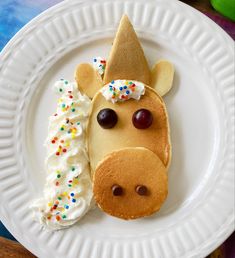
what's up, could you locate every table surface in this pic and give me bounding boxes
[0,0,234,257]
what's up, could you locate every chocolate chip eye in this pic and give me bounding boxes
[132,109,153,129]
[111,184,123,196]
[135,185,148,195]
[97,108,118,129]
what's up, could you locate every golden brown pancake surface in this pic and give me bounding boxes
[93,147,168,219]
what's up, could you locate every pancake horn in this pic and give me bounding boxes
[103,15,151,85]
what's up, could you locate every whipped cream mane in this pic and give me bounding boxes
[32,79,93,230]
[101,80,145,103]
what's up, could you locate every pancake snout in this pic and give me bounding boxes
[93,147,168,219]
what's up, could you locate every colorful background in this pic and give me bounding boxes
[0,0,61,50]
[0,0,234,257]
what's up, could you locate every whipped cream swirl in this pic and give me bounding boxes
[32,79,93,230]
[101,80,145,103]
[93,57,106,76]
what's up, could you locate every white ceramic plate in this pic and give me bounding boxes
[0,0,234,257]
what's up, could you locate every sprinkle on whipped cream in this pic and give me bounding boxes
[32,79,93,230]
[93,57,106,75]
[100,80,145,103]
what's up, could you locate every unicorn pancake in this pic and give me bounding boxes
[76,15,174,219]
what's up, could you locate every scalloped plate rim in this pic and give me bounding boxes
[0,0,234,257]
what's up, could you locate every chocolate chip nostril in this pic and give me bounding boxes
[136,185,148,195]
[111,184,123,196]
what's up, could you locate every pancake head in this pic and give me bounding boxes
[88,85,171,175]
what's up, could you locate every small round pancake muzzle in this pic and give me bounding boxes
[93,147,168,220]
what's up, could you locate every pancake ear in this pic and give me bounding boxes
[150,60,174,96]
[75,63,103,99]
